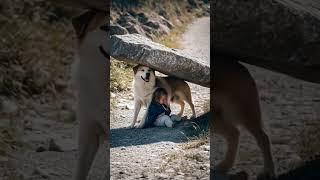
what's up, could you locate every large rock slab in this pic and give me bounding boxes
[214,0,320,84]
[110,34,210,87]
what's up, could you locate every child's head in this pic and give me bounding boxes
[152,88,168,104]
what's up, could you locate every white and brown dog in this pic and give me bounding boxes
[71,10,109,180]
[130,65,196,128]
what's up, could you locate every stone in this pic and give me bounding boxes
[110,34,210,87]
[145,20,160,29]
[159,16,174,29]
[36,146,47,152]
[126,24,146,36]
[110,24,128,35]
[48,139,64,152]
[202,145,210,151]
[214,0,320,84]
[125,104,133,110]
[136,13,149,24]
[118,13,137,27]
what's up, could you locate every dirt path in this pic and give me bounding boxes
[213,64,320,179]
[110,17,210,179]
[3,97,108,179]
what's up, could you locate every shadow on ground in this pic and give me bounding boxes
[111,113,210,148]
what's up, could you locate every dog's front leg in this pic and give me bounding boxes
[136,108,147,128]
[136,99,152,128]
[74,120,100,180]
[130,100,141,128]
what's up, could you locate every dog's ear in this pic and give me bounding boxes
[133,65,140,75]
[72,10,96,40]
[72,10,106,41]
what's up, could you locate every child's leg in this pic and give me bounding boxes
[154,115,173,128]
[164,117,173,128]
[170,114,181,122]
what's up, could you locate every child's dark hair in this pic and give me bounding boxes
[152,88,168,102]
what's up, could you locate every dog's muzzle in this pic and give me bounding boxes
[141,76,149,82]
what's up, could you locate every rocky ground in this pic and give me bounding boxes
[213,64,320,179]
[110,17,210,179]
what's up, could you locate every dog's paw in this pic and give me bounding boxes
[127,124,135,129]
[134,124,144,129]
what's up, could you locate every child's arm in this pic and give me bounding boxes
[163,104,171,115]
[141,102,162,128]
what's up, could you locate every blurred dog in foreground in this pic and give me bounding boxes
[213,60,275,179]
[72,10,108,180]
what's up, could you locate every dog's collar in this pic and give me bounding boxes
[99,45,109,59]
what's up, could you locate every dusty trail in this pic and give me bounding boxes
[110,17,210,179]
[2,98,108,179]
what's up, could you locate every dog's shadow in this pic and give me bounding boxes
[111,113,210,148]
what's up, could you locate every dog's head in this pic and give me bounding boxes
[133,65,155,83]
[72,10,109,57]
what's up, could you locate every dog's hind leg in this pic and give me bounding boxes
[214,115,240,173]
[74,121,100,180]
[251,128,274,179]
[244,123,275,178]
[184,91,196,118]
[176,99,185,117]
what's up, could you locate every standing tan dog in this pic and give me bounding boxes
[213,59,275,179]
[130,65,196,128]
[71,10,109,180]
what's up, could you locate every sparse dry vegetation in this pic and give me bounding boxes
[184,132,209,149]
[155,24,188,49]
[110,59,133,92]
[0,0,77,163]
[0,0,76,98]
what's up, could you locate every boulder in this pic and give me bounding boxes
[126,24,146,36]
[110,24,128,35]
[214,0,320,84]
[118,13,138,27]
[136,13,149,24]
[110,34,210,87]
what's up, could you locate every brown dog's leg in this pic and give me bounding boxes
[176,99,185,117]
[246,126,275,178]
[184,90,196,118]
[214,117,240,173]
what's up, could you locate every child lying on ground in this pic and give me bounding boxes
[144,88,181,128]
